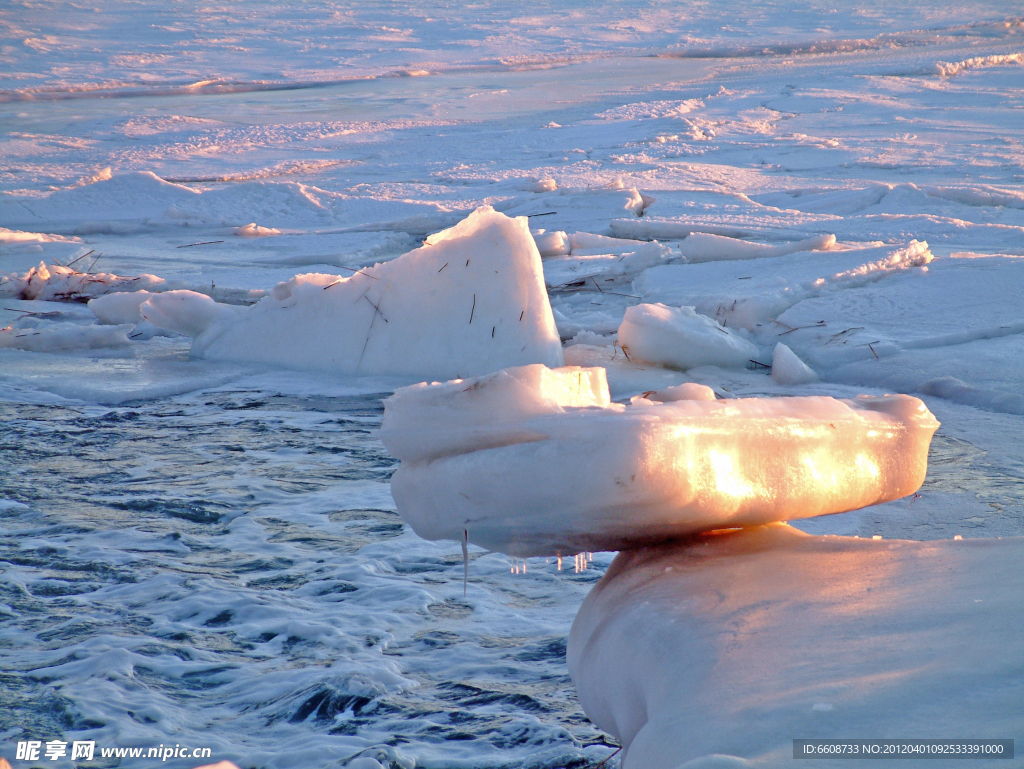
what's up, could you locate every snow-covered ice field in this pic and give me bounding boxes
[2,2,1024,767]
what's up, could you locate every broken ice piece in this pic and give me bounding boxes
[381,364,939,557]
[771,342,818,385]
[141,207,564,379]
[618,303,761,370]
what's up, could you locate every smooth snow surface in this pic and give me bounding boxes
[569,524,1024,768]
[383,365,938,557]
[141,208,564,379]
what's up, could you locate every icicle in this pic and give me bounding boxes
[462,529,469,597]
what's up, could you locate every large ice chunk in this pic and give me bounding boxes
[568,524,1024,768]
[382,364,939,557]
[140,207,564,379]
[618,303,761,370]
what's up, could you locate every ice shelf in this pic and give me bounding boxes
[381,364,939,557]
[568,524,1024,768]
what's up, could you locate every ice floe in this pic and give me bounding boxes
[569,524,1024,768]
[382,363,938,557]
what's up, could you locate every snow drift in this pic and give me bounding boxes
[568,524,1024,768]
[140,207,564,379]
[381,364,939,557]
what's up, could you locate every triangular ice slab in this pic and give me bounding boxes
[141,207,563,380]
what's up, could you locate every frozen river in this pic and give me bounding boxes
[2,1,1024,766]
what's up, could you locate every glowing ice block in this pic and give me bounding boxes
[382,364,939,557]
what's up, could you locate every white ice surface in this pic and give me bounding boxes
[568,524,1024,768]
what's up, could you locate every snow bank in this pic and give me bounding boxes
[771,342,817,385]
[534,229,666,265]
[680,232,835,263]
[141,290,243,337]
[568,524,1024,768]
[1,261,165,302]
[382,364,938,557]
[141,207,564,379]
[618,304,761,370]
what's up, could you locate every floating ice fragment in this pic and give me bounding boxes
[680,232,836,263]
[532,228,571,257]
[638,383,717,403]
[1,261,164,302]
[88,290,154,325]
[382,364,939,557]
[543,242,672,288]
[569,231,649,255]
[0,322,133,351]
[234,222,281,237]
[142,290,243,337]
[618,304,761,370]
[771,342,818,385]
[141,207,564,379]
[0,227,79,244]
